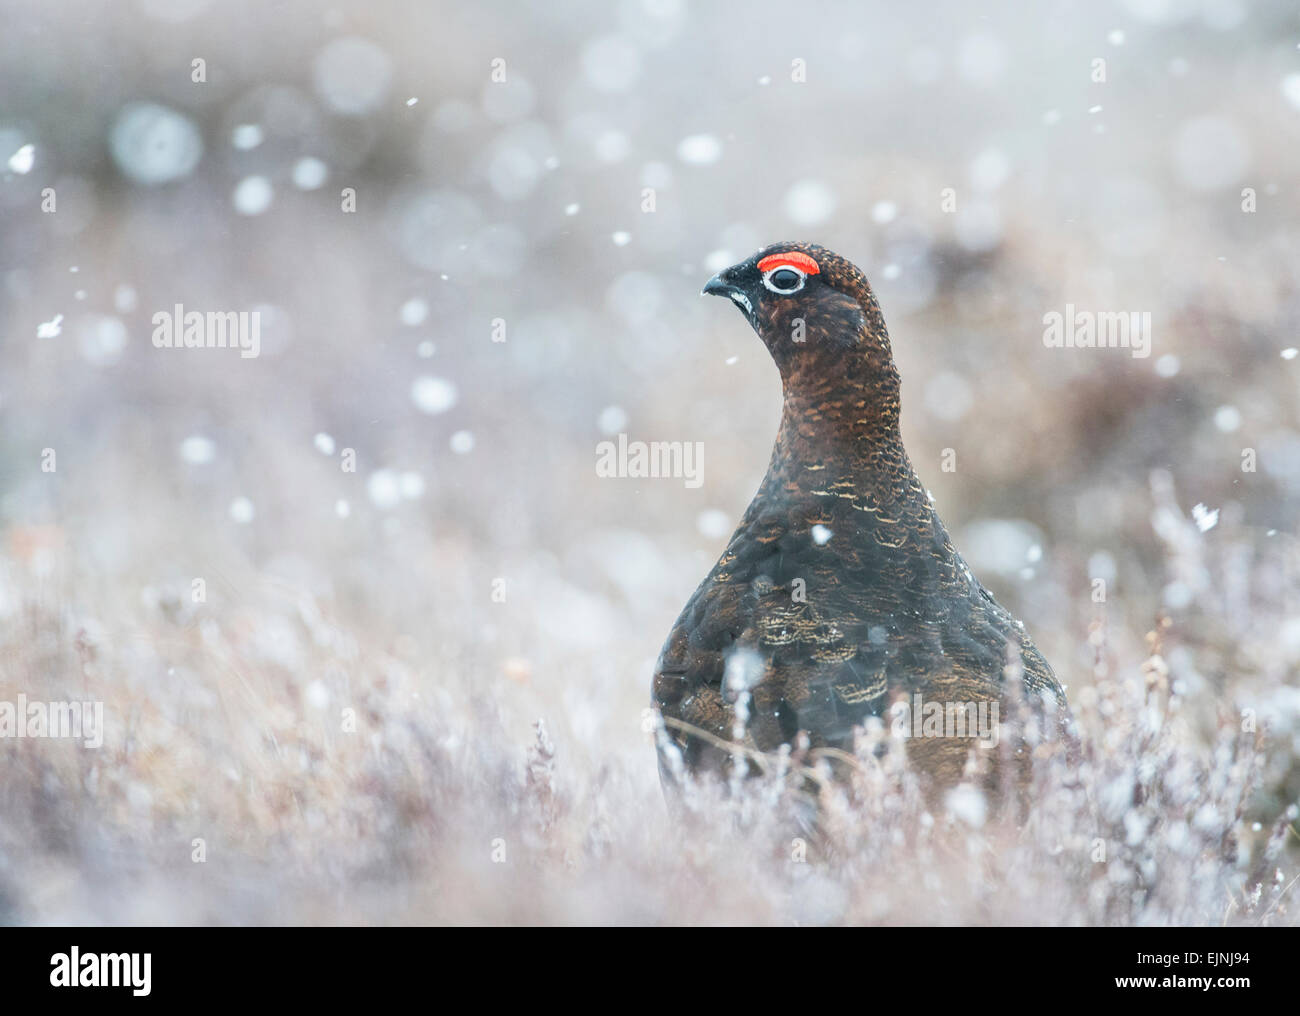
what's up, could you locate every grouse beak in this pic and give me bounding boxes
[702,268,756,322]
[701,272,734,298]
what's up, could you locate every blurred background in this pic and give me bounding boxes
[0,0,1298,923]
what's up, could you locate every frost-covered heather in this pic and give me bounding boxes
[0,480,1295,925]
[1,0,1299,924]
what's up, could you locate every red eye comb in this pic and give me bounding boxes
[757,251,820,275]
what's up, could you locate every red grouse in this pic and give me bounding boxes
[653,243,1066,796]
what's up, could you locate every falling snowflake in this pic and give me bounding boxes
[1191,503,1219,533]
[179,435,216,464]
[411,376,458,414]
[597,405,626,435]
[366,470,402,509]
[399,471,425,499]
[228,497,256,524]
[945,784,988,828]
[449,430,475,454]
[399,297,429,326]
[697,509,730,539]
[291,157,328,190]
[233,175,273,215]
[676,134,722,166]
[8,143,34,174]
[230,124,263,150]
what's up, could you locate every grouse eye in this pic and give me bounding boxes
[764,267,804,294]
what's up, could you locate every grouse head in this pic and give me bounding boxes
[704,242,900,443]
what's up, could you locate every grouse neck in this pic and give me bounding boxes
[773,354,904,459]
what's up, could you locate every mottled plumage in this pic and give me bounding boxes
[653,242,1067,796]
